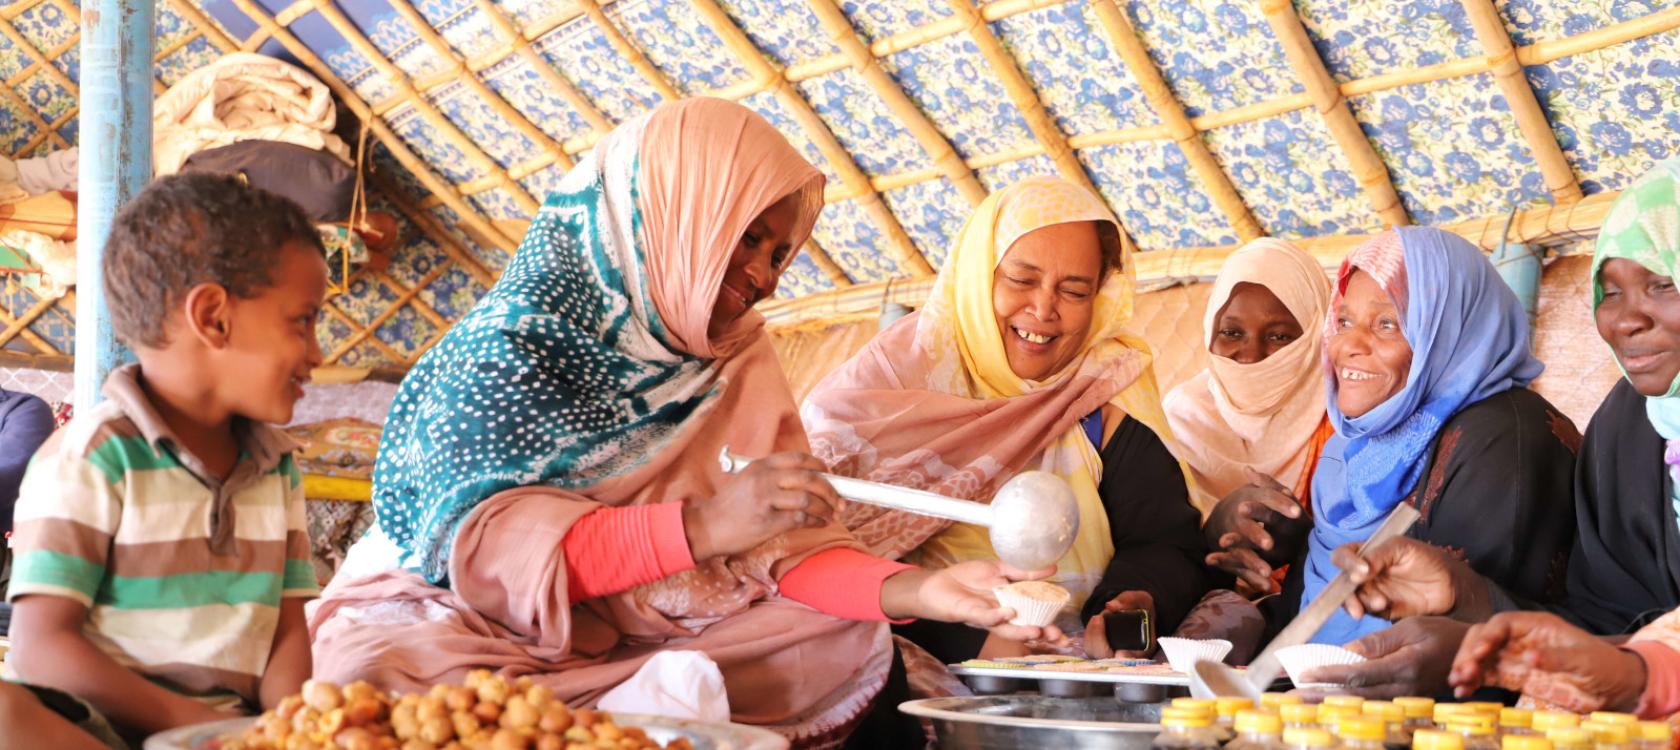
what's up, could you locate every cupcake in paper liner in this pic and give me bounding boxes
[1276,644,1366,688]
[1157,637,1233,674]
[991,581,1071,627]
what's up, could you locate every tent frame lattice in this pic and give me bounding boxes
[0,0,1676,371]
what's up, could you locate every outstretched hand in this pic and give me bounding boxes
[1333,537,1487,621]
[1449,611,1646,712]
[882,561,1069,647]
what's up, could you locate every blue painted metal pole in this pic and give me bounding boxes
[74,0,152,407]
[1490,206,1542,349]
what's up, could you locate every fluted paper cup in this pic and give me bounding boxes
[991,581,1071,627]
[1157,637,1233,673]
[1276,644,1366,688]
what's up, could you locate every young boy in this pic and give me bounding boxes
[0,172,329,748]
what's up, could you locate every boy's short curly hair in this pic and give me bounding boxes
[103,172,325,348]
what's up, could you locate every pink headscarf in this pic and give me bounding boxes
[639,97,825,359]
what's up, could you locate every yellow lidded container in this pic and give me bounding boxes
[1438,704,1482,726]
[1162,707,1216,728]
[1284,728,1336,748]
[1262,694,1305,710]
[1282,704,1320,727]
[1547,728,1594,750]
[1220,698,1258,719]
[1339,717,1386,742]
[1502,736,1553,750]
[1395,698,1436,719]
[1416,730,1469,750]
[1502,709,1535,730]
[1534,713,1583,733]
[1324,696,1367,710]
[1237,710,1285,736]
[1590,715,1639,727]
[1174,698,1219,716]
[1320,704,1362,729]
[1637,722,1672,744]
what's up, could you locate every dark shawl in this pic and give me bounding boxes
[1564,378,1680,634]
[1267,387,1580,639]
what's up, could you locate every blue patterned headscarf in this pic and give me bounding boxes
[1303,227,1543,644]
[372,99,824,582]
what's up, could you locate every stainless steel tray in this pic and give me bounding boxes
[949,664,1195,686]
[144,713,790,750]
[900,696,1165,750]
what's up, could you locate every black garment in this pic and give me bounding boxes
[0,388,54,537]
[895,415,1216,661]
[1265,388,1579,637]
[1080,414,1221,630]
[1563,379,1680,635]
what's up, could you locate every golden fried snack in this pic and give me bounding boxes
[222,671,697,750]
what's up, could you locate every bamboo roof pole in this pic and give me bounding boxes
[786,4,1680,199]
[167,0,237,49]
[574,0,682,100]
[0,288,62,353]
[325,264,453,363]
[322,302,410,364]
[0,286,61,354]
[370,175,503,288]
[1260,0,1409,228]
[1089,0,1263,242]
[687,0,934,277]
[801,238,853,287]
[307,0,542,216]
[225,0,520,252]
[0,78,69,154]
[942,0,1142,255]
[1460,0,1582,204]
[803,0,987,208]
[1521,5,1680,64]
[0,17,81,100]
[466,0,613,134]
[379,0,576,174]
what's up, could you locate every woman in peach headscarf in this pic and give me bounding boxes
[1164,238,1335,594]
[803,176,1217,661]
[309,98,1057,748]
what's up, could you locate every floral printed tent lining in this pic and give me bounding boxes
[0,0,1676,373]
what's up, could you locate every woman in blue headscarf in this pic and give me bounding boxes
[1217,227,1579,692]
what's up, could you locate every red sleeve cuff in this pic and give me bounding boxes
[1626,640,1680,719]
[562,503,697,604]
[779,547,916,623]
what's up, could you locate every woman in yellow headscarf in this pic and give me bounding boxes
[802,176,1217,659]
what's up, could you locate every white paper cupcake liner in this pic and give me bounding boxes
[1276,644,1366,688]
[992,584,1070,627]
[1157,637,1233,673]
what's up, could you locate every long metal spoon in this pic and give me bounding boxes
[1191,502,1423,700]
[718,449,1080,571]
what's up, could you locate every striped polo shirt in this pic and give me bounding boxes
[6,364,318,705]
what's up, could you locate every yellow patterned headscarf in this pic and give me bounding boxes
[909,176,1190,616]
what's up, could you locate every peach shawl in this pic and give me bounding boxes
[1162,238,1332,512]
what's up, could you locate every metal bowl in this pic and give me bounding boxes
[1039,679,1102,698]
[961,674,1027,695]
[144,713,790,750]
[1112,681,1169,704]
[900,696,1164,750]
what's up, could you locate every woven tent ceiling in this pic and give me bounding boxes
[1,0,1678,375]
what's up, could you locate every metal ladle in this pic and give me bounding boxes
[718,449,1080,571]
